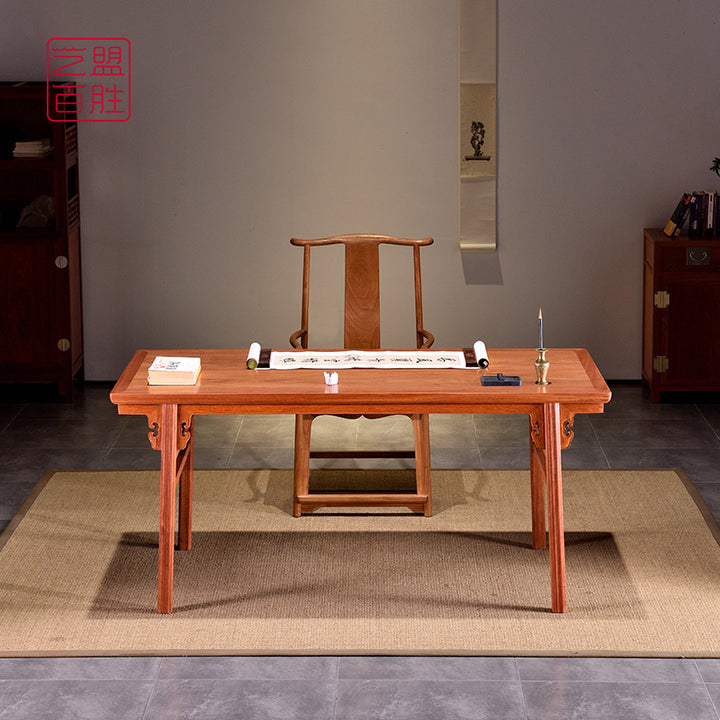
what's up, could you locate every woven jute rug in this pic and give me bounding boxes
[1,468,719,657]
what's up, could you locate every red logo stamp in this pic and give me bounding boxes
[46,38,131,122]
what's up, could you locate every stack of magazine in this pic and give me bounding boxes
[13,138,53,158]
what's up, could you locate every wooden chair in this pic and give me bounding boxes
[289,233,434,517]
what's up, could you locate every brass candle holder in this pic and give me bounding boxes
[535,348,550,385]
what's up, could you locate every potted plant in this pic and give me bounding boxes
[711,157,720,177]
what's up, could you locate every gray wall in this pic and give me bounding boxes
[2,0,719,380]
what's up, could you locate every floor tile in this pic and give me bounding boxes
[696,404,720,440]
[0,416,122,450]
[522,680,719,720]
[603,447,720,485]
[429,414,478,449]
[694,660,720,684]
[191,447,234,469]
[590,416,720,449]
[143,679,336,720]
[0,679,153,720]
[192,415,243,447]
[311,415,362,449]
[103,447,161,470]
[336,679,526,720]
[0,405,22,433]
[703,682,720,717]
[480,446,530,469]
[158,656,338,680]
[234,415,295,449]
[355,415,416,451]
[692,483,720,522]
[430,446,482,468]
[473,414,529,447]
[338,656,518,681]
[602,384,703,419]
[0,657,161,680]
[228,446,294,468]
[517,657,702,683]
[560,443,610,469]
[15,385,116,420]
[113,416,158,449]
[0,447,107,473]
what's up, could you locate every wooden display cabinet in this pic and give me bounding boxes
[642,227,720,401]
[0,82,82,401]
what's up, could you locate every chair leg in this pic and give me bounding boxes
[411,413,432,516]
[293,414,313,517]
[294,413,430,516]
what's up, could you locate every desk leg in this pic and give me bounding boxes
[412,414,432,517]
[544,402,567,613]
[178,417,194,551]
[529,418,546,550]
[158,403,178,614]
[293,415,313,517]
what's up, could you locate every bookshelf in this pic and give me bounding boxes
[0,82,83,401]
[642,228,720,401]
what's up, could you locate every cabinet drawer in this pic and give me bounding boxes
[658,244,720,272]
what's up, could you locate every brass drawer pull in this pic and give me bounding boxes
[686,248,710,266]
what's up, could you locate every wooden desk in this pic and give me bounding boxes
[110,348,611,614]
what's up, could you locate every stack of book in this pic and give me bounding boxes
[147,356,201,385]
[664,191,719,238]
[12,139,53,158]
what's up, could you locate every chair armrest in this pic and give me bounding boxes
[289,329,307,349]
[419,328,434,349]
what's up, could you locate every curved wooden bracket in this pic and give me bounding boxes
[145,407,161,450]
[178,408,195,451]
[529,406,544,450]
[530,407,576,451]
[561,413,575,449]
[178,417,193,451]
[144,408,193,451]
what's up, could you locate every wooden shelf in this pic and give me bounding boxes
[0,83,83,401]
[642,228,720,401]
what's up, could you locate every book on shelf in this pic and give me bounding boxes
[688,194,699,237]
[147,356,201,385]
[688,190,720,238]
[666,190,719,239]
[663,192,695,236]
[707,191,715,236]
[12,138,53,158]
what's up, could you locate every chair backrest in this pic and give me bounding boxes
[289,234,434,350]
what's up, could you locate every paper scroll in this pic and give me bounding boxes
[473,340,489,368]
[269,349,467,370]
[247,342,261,369]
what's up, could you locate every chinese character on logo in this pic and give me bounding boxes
[91,46,124,77]
[47,38,131,122]
[52,83,85,114]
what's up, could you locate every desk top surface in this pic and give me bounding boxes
[110,348,611,413]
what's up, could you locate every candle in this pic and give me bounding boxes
[538,308,544,349]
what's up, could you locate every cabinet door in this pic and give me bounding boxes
[0,241,57,367]
[664,278,720,387]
